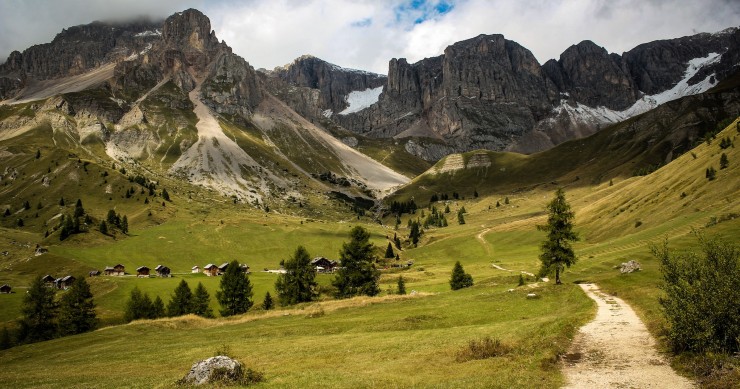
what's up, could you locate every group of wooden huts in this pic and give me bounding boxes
[95,264,171,278]
[42,274,77,290]
[192,262,250,276]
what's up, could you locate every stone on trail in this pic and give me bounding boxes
[181,355,242,385]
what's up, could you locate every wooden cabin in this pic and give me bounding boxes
[136,266,150,277]
[192,265,200,274]
[155,265,171,278]
[42,274,56,286]
[56,275,76,290]
[203,264,219,277]
[240,264,250,274]
[89,270,101,277]
[0,284,11,294]
[218,263,229,275]
[104,264,125,276]
[311,257,339,273]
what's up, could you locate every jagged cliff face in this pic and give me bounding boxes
[313,28,740,159]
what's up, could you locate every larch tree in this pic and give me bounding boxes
[17,276,58,343]
[58,277,97,336]
[217,260,253,316]
[275,246,317,306]
[192,282,214,318]
[332,226,380,298]
[537,188,579,284]
[167,279,194,317]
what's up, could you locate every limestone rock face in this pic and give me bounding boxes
[181,356,242,386]
[543,40,638,110]
[272,55,386,113]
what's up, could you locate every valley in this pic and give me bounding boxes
[0,6,738,388]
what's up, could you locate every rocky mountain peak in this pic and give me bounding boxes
[162,9,219,54]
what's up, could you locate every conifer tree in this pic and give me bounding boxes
[385,242,395,258]
[409,221,421,247]
[457,211,466,225]
[124,287,154,322]
[152,296,165,319]
[58,277,97,336]
[332,226,380,298]
[262,292,274,310]
[17,276,58,343]
[59,197,65,206]
[397,276,406,295]
[537,188,579,284]
[192,282,214,318]
[121,215,129,234]
[217,260,253,316]
[0,326,12,350]
[74,199,84,218]
[275,246,317,305]
[99,220,108,235]
[720,153,729,169]
[444,204,450,213]
[450,261,473,290]
[162,188,170,201]
[167,279,194,317]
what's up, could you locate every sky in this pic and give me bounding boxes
[1,0,739,75]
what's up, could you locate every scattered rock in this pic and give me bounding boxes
[507,288,515,293]
[619,260,641,274]
[180,355,242,386]
[526,293,538,299]
[540,277,550,282]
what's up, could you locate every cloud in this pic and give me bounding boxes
[1,0,738,76]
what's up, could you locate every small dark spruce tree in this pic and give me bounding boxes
[397,276,407,295]
[167,279,194,317]
[17,275,58,343]
[384,242,395,259]
[124,287,155,322]
[193,282,214,318]
[332,226,380,298]
[720,153,729,169]
[58,277,97,336]
[450,261,473,290]
[275,246,317,306]
[537,188,579,284]
[217,260,253,316]
[262,292,274,310]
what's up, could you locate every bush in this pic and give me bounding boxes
[653,235,740,353]
[456,337,510,362]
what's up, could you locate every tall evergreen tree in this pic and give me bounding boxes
[332,226,380,298]
[0,326,12,350]
[385,242,395,258]
[275,246,318,306]
[167,279,194,317]
[262,292,274,310]
[74,199,84,218]
[457,210,466,225]
[409,221,421,247]
[99,220,108,235]
[124,287,154,322]
[121,215,129,234]
[537,188,579,284]
[58,277,97,336]
[152,296,165,319]
[17,276,58,343]
[192,282,214,318]
[397,276,407,295]
[217,260,253,316]
[720,153,729,169]
[450,261,474,290]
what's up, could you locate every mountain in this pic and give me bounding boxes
[279,28,739,160]
[0,9,409,208]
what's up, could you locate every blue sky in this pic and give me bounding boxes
[1,0,739,74]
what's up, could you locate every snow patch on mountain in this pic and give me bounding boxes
[338,86,383,115]
[556,52,722,125]
[134,30,161,38]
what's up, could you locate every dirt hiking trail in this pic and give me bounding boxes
[562,283,694,388]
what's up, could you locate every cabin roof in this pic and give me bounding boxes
[137,266,150,271]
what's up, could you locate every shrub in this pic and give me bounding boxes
[653,235,740,353]
[456,337,510,362]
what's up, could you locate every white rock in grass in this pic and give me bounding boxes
[182,356,242,385]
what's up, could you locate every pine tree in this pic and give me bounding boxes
[397,276,406,295]
[3,208,9,216]
[262,292,274,310]
[59,197,65,206]
[332,226,380,298]
[121,215,129,234]
[275,246,317,305]
[152,296,165,319]
[457,211,466,225]
[58,277,97,336]
[22,200,30,210]
[409,221,421,247]
[124,287,154,322]
[74,199,84,218]
[706,167,717,181]
[162,188,170,201]
[16,218,23,227]
[537,188,579,284]
[17,276,58,343]
[450,261,474,290]
[35,149,41,159]
[720,153,729,169]
[99,220,108,235]
[444,204,450,213]
[385,242,395,258]
[192,282,214,318]
[167,279,194,317]
[504,197,510,205]
[106,209,117,225]
[217,260,253,316]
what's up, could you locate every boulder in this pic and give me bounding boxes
[181,355,242,386]
[619,260,641,274]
